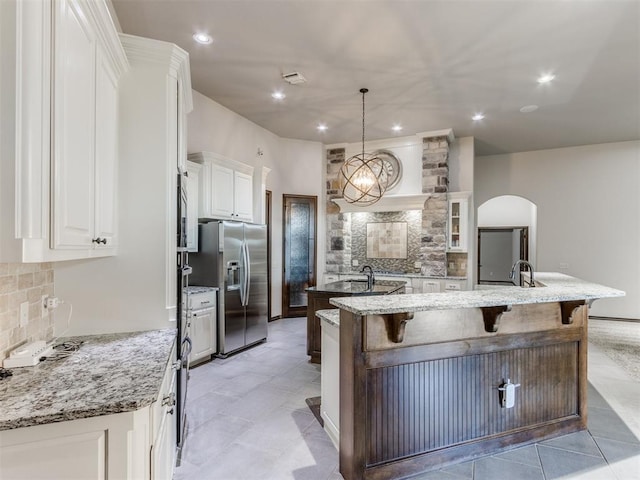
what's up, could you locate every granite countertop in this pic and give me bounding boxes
[329,273,625,315]
[307,280,407,295]
[317,309,340,327]
[0,329,176,431]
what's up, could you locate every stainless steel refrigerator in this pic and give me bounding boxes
[189,220,268,357]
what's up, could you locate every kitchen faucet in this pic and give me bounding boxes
[361,265,375,290]
[510,260,535,287]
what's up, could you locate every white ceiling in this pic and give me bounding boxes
[111,0,640,155]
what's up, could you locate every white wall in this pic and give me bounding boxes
[475,141,640,319]
[187,91,324,318]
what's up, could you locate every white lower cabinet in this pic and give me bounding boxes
[321,317,340,449]
[0,351,177,480]
[188,307,217,365]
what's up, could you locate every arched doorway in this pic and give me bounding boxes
[477,195,537,286]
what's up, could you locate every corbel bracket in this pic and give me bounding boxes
[480,305,512,333]
[560,300,586,324]
[382,312,415,343]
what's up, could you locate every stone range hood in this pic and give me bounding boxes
[332,194,431,213]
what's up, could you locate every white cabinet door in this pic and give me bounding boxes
[0,430,106,480]
[94,43,119,249]
[189,309,216,364]
[190,152,255,222]
[151,410,177,480]
[186,162,201,252]
[51,0,96,249]
[448,193,470,252]
[233,170,254,221]
[210,163,235,218]
[151,346,177,480]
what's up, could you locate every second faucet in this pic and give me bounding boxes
[361,265,375,290]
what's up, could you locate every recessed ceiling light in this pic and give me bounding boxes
[317,123,328,132]
[272,91,286,100]
[520,105,539,113]
[537,73,555,84]
[391,124,403,132]
[472,113,485,121]
[193,33,212,45]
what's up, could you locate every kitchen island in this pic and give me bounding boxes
[326,273,624,480]
[0,329,177,480]
[306,279,406,363]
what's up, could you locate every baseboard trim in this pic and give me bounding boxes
[589,316,640,323]
[269,315,282,322]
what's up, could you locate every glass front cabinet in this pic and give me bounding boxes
[448,192,470,252]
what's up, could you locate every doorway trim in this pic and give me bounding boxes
[266,190,274,321]
[282,194,318,318]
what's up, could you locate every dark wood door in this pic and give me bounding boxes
[282,194,317,318]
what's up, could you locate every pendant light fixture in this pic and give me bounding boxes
[339,88,389,206]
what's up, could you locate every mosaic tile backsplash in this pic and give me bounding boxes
[351,211,423,273]
[0,263,55,362]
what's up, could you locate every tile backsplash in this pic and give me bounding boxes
[0,263,55,362]
[351,210,423,273]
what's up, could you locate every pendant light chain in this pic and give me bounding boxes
[360,88,368,159]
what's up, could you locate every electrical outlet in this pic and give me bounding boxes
[20,302,29,327]
[42,295,49,318]
[559,262,569,270]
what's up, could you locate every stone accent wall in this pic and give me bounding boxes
[421,136,450,277]
[0,263,55,362]
[326,148,352,273]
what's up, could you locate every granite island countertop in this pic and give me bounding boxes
[0,329,176,431]
[329,273,625,315]
[316,309,340,327]
[307,280,406,295]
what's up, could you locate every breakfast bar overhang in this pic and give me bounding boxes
[327,273,624,480]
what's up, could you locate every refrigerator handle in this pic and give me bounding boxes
[238,249,246,306]
[244,241,251,307]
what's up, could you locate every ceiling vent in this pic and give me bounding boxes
[282,72,307,85]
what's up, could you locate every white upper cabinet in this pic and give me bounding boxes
[186,161,201,252]
[0,0,127,262]
[448,192,471,252]
[189,152,254,222]
[93,43,120,248]
[233,170,254,221]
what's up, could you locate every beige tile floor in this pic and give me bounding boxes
[174,317,640,480]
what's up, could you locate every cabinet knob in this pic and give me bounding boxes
[92,237,107,245]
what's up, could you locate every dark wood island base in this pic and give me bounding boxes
[306,280,405,363]
[338,301,588,480]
